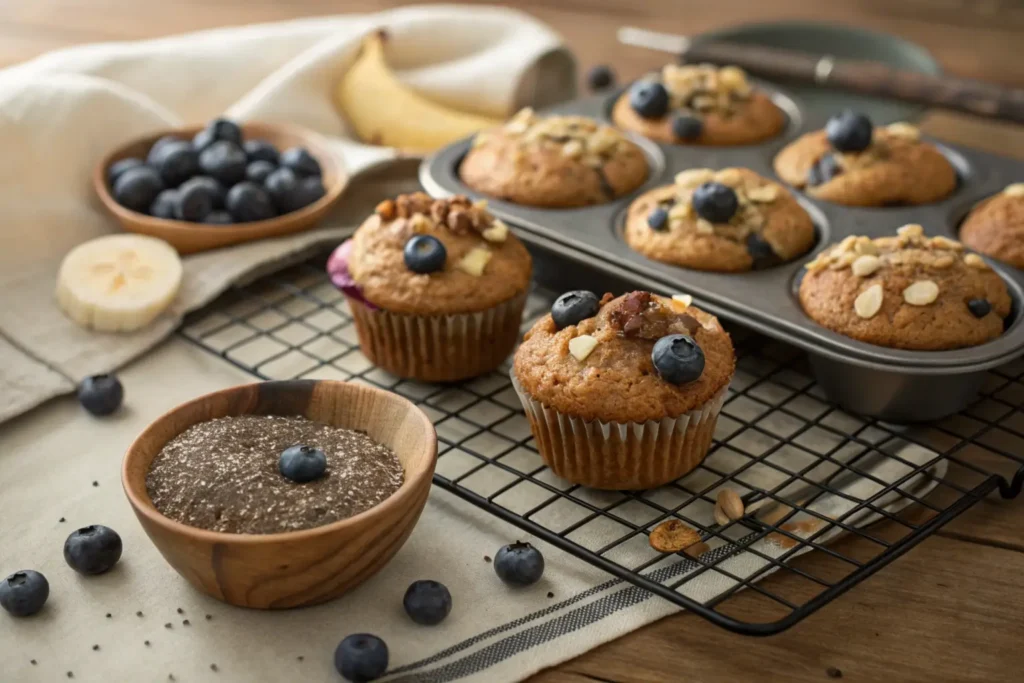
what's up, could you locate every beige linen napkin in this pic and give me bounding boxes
[0,5,574,424]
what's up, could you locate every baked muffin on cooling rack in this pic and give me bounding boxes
[513,290,735,490]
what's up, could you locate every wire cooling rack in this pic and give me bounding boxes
[179,257,1024,636]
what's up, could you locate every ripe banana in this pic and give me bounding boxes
[335,31,504,153]
[56,234,183,333]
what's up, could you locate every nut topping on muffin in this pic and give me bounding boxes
[800,226,1010,350]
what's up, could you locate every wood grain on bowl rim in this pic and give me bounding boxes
[121,380,437,609]
[94,121,348,255]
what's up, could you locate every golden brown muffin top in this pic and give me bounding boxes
[461,108,648,208]
[959,183,1024,269]
[773,122,957,206]
[624,167,816,272]
[346,193,532,315]
[514,291,735,423]
[799,224,1011,350]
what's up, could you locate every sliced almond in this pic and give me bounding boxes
[716,489,744,521]
[854,284,884,319]
[671,294,693,311]
[836,235,858,253]
[568,335,598,361]
[932,254,955,269]
[695,219,715,235]
[897,223,924,239]
[928,235,962,251]
[1004,182,1024,197]
[718,65,748,91]
[804,257,829,273]
[482,219,509,243]
[886,122,921,141]
[713,506,731,527]
[675,169,716,188]
[964,253,989,270]
[851,254,881,277]
[649,519,701,553]
[669,202,692,220]
[830,252,857,270]
[853,237,878,256]
[745,185,779,203]
[457,247,492,276]
[714,168,743,186]
[902,280,939,306]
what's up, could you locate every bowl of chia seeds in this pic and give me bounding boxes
[121,379,437,609]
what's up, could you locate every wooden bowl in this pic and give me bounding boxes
[94,122,348,255]
[121,380,436,609]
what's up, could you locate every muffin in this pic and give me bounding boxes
[959,183,1024,269]
[774,111,957,206]
[612,63,786,146]
[460,108,648,208]
[800,224,1011,350]
[327,192,532,381]
[624,167,816,272]
[512,290,735,490]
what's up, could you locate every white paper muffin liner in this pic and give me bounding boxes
[346,292,527,382]
[511,374,729,490]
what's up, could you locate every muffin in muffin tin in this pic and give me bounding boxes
[624,167,816,272]
[774,111,957,207]
[461,108,648,208]
[959,183,1024,269]
[800,224,1011,351]
[612,63,786,146]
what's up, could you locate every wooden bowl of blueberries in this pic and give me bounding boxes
[95,118,348,254]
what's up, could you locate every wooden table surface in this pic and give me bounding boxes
[4,2,1022,681]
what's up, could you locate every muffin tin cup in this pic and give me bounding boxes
[511,376,728,490]
[422,87,1024,422]
[346,292,527,383]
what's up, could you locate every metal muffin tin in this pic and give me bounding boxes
[420,86,1024,422]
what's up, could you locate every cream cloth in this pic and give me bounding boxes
[0,5,573,423]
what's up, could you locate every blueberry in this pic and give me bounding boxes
[402,580,452,625]
[77,374,123,416]
[149,190,178,220]
[64,525,123,575]
[967,298,992,318]
[151,141,200,187]
[245,160,276,185]
[113,166,164,213]
[651,334,705,385]
[692,182,739,223]
[551,290,600,330]
[175,179,215,222]
[206,118,243,145]
[185,176,227,208]
[226,182,276,223]
[671,114,703,141]
[107,158,144,186]
[403,235,447,274]
[291,176,326,210]
[628,81,670,119]
[494,541,545,586]
[279,445,327,483]
[198,141,248,186]
[0,571,49,617]
[280,147,321,177]
[243,139,279,164]
[192,128,217,154]
[647,207,669,231]
[335,634,388,682]
[265,167,299,211]
[807,153,842,187]
[825,111,873,153]
[586,65,616,92]
[747,234,780,270]
[202,211,234,225]
[146,135,183,165]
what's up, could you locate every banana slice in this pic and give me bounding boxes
[56,234,183,333]
[335,31,503,153]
